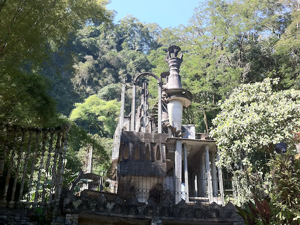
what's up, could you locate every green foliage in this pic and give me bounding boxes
[268,152,300,224]
[0,0,112,75]
[0,71,57,126]
[148,0,298,133]
[0,0,112,127]
[211,78,300,171]
[211,78,300,207]
[71,18,160,102]
[70,95,120,138]
[236,196,271,225]
[77,134,112,175]
[237,152,300,225]
[2,0,300,207]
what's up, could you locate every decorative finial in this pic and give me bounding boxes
[165,45,183,61]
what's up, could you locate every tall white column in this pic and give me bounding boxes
[183,144,189,202]
[174,140,182,204]
[205,146,213,202]
[200,152,206,197]
[130,84,136,131]
[211,152,218,197]
[158,81,162,133]
[167,100,183,131]
[87,146,93,173]
[217,153,225,205]
[120,80,125,133]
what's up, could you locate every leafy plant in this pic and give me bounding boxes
[268,151,300,224]
[236,196,271,225]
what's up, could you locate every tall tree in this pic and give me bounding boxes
[148,0,297,133]
[70,95,120,138]
[0,0,112,126]
[211,78,300,203]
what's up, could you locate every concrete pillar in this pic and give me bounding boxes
[158,81,162,133]
[174,140,182,204]
[199,152,207,197]
[195,174,198,197]
[211,152,218,197]
[217,153,225,205]
[130,83,136,131]
[120,79,125,133]
[188,172,193,197]
[206,146,213,202]
[87,146,93,173]
[167,99,183,131]
[183,144,189,202]
[161,143,166,163]
[141,83,147,133]
[197,170,200,197]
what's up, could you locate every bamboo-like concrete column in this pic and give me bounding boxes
[120,79,126,133]
[3,127,18,206]
[131,82,136,131]
[41,129,55,204]
[49,131,61,203]
[0,124,5,177]
[183,144,189,202]
[188,172,195,197]
[10,128,26,207]
[53,131,64,210]
[27,129,41,202]
[211,151,218,197]
[54,126,70,216]
[217,153,225,205]
[0,124,69,209]
[34,129,48,207]
[157,80,162,133]
[174,140,182,204]
[205,145,213,202]
[199,152,207,197]
[18,130,33,205]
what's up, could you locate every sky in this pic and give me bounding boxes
[106,0,201,29]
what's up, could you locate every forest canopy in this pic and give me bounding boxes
[1,0,300,217]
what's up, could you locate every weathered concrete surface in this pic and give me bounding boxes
[63,190,244,225]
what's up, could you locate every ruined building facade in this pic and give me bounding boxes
[112,46,225,206]
[0,46,243,225]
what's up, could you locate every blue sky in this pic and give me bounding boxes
[107,0,201,29]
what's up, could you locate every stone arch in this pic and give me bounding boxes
[133,72,160,84]
[131,72,162,133]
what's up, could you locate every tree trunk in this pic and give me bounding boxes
[202,108,209,134]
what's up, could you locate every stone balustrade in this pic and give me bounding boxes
[0,123,70,211]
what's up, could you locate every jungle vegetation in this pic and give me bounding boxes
[1,0,300,223]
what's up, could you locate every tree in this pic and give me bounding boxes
[272,6,300,90]
[70,18,160,102]
[211,78,300,202]
[268,151,300,224]
[0,0,112,126]
[0,0,111,74]
[148,0,297,133]
[70,95,120,138]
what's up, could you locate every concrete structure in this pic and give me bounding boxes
[0,46,243,225]
[112,46,225,206]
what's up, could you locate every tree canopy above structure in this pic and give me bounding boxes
[211,78,300,172]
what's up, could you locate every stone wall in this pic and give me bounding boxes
[62,190,244,225]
